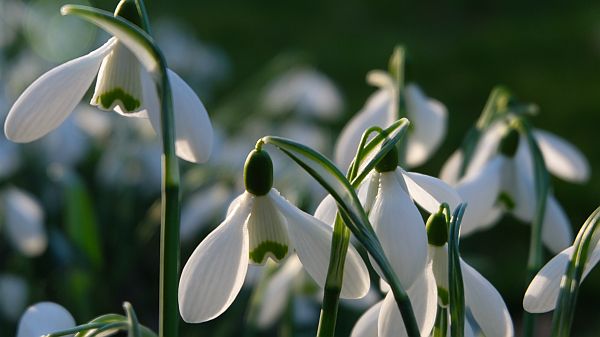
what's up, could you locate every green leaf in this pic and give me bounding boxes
[64,172,103,268]
[551,206,600,337]
[61,4,160,74]
[448,203,467,337]
[124,302,141,337]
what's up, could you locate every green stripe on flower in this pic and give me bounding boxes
[249,241,288,264]
[96,88,141,112]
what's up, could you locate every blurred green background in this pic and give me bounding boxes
[1,0,600,336]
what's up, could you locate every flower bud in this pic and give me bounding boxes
[426,210,448,247]
[244,149,273,196]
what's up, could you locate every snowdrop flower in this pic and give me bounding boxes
[426,211,514,337]
[178,149,370,323]
[523,233,600,313]
[350,266,438,337]
[335,70,447,170]
[4,0,213,164]
[1,187,46,257]
[16,302,75,337]
[440,120,589,253]
[263,67,344,120]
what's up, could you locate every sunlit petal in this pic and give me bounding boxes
[378,266,437,337]
[178,194,251,323]
[401,169,461,213]
[5,39,116,142]
[541,196,572,254]
[247,194,290,264]
[270,191,370,299]
[369,171,428,288]
[534,129,590,183]
[17,302,75,337]
[3,188,46,257]
[404,84,447,167]
[439,150,463,185]
[350,300,382,337]
[314,194,338,226]
[464,122,504,178]
[462,260,513,337]
[523,246,571,313]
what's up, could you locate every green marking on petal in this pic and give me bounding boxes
[249,241,288,264]
[497,191,515,210]
[97,88,141,112]
[437,286,449,307]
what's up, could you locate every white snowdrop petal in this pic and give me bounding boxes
[378,266,437,337]
[439,150,463,185]
[456,157,503,236]
[534,129,590,183]
[523,246,572,313]
[247,195,290,264]
[506,148,536,222]
[334,88,395,171]
[178,195,251,323]
[314,194,338,226]
[17,302,75,337]
[350,300,382,337]
[541,196,572,254]
[270,191,370,299]
[401,170,462,213]
[257,255,303,328]
[3,188,46,257]
[462,260,513,337]
[369,171,428,288]
[464,122,505,178]
[403,84,447,167]
[5,39,116,142]
[168,70,214,163]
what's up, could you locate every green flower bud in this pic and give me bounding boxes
[244,149,273,196]
[375,144,399,173]
[499,127,520,158]
[114,0,143,28]
[426,211,448,247]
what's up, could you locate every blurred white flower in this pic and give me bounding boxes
[16,302,75,337]
[1,187,46,257]
[31,114,90,167]
[523,232,600,313]
[335,71,447,170]
[0,135,21,179]
[4,5,213,164]
[0,273,28,320]
[440,121,589,253]
[180,183,234,242]
[262,67,344,120]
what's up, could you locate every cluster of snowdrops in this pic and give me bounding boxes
[5,1,600,337]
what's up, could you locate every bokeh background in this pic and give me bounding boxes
[1,0,599,336]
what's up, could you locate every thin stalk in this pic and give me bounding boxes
[432,306,448,337]
[520,120,549,337]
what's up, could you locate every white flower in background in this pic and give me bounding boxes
[335,71,447,170]
[440,121,589,253]
[523,233,600,313]
[178,150,369,323]
[0,274,28,320]
[263,67,344,121]
[180,183,234,242]
[1,187,46,257]
[4,3,213,164]
[350,266,438,337]
[16,302,75,337]
[32,114,90,167]
[0,135,21,178]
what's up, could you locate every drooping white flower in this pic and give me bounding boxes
[16,302,75,337]
[523,232,600,313]
[425,211,514,337]
[440,121,588,253]
[1,187,46,257]
[178,150,370,323]
[4,3,213,164]
[335,70,447,170]
[0,274,28,320]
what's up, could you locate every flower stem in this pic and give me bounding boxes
[432,306,448,337]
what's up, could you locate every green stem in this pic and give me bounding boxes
[432,306,448,337]
[520,120,549,337]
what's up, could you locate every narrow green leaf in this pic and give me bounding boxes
[124,302,141,337]
[551,206,600,337]
[64,172,103,268]
[61,5,160,74]
[448,203,467,337]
